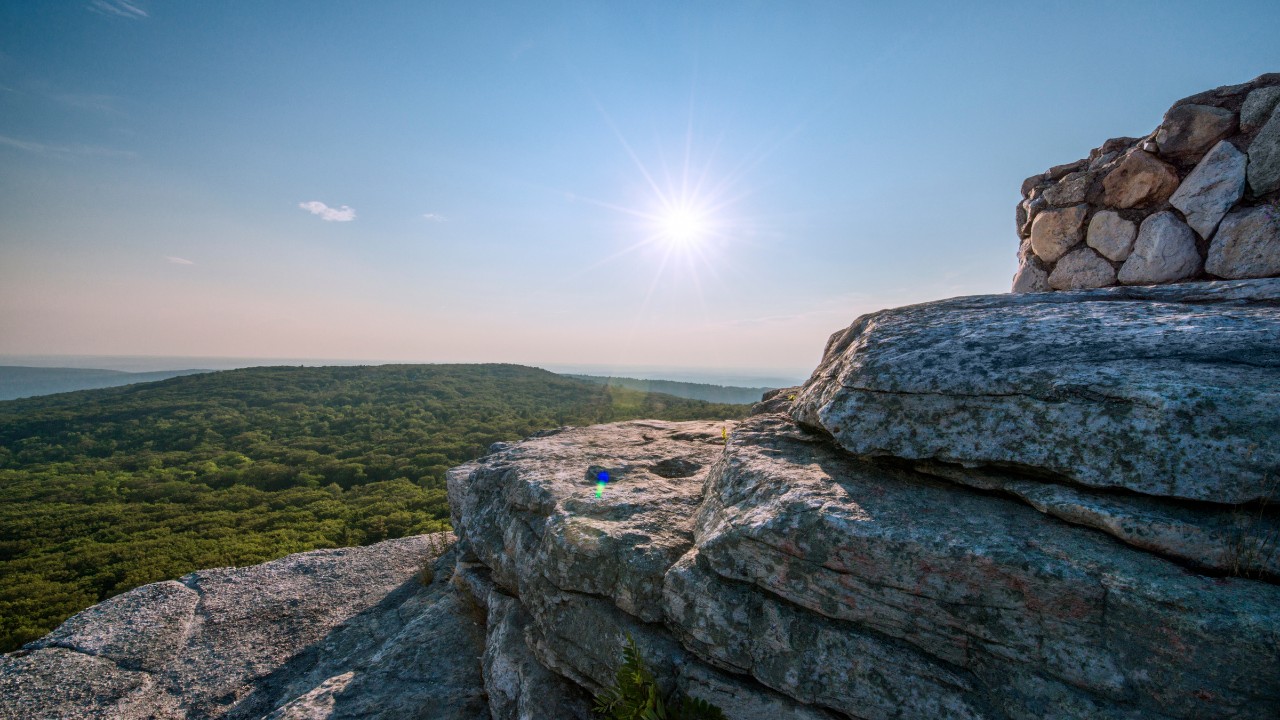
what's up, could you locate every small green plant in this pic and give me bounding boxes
[418,531,456,586]
[594,634,726,720]
[1226,476,1279,580]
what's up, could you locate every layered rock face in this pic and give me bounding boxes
[1014,73,1280,292]
[6,282,1280,719]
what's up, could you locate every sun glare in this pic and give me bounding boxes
[659,206,708,246]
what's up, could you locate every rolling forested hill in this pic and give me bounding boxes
[0,363,748,651]
[0,366,210,401]
[563,374,774,404]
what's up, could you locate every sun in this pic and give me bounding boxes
[658,206,709,246]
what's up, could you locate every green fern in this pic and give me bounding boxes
[594,635,727,720]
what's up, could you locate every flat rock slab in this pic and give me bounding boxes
[1,535,489,719]
[693,414,1280,719]
[791,279,1280,504]
[447,420,732,622]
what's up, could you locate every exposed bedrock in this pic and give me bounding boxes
[447,419,837,719]
[0,535,489,719]
[692,413,1280,719]
[792,278,1280,507]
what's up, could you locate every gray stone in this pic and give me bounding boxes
[701,413,1280,719]
[1020,196,1046,237]
[1085,210,1137,261]
[1045,159,1087,182]
[1154,103,1237,162]
[1241,85,1280,130]
[0,535,491,719]
[447,420,729,623]
[1029,204,1087,262]
[28,580,198,674]
[664,551,986,720]
[1169,140,1248,239]
[914,461,1280,578]
[1117,211,1201,284]
[1048,247,1115,290]
[1042,170,1095,207]
[1020,173,1044,197]
[449,421,906,719]
[0,647,171,718]
[1011,257,1049,293]
[476,580,594,720]
[1207,204,1280,279]
[1248,104,1280,196]
[1088,150,1118,170]
[1102,150,1180,209]
[790,279,1280,504]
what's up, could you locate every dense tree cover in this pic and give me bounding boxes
[566,374,775,405]
[0,363,747,651]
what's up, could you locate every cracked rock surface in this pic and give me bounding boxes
[792,279,1280,505]
[1,535,488,719]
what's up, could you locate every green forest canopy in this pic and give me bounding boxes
[0,363,748,652]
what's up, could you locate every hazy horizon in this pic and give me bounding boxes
[3,2,1279,369]
[0,354,808,388]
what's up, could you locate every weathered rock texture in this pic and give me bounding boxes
[1016,73,1280,291]
[0,535,489,719]
[793,279,1280,506]
[6,294,1280,718]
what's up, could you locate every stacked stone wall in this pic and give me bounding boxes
[1013,73,1280,292]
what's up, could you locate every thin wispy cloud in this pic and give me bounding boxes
[422,213,446,222]
[88,0,148,19]
[0,134,135,158]
[54,93,122,115]
[165,256,195,265]
[299,201,356,222]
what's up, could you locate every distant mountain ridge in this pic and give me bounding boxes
[563,374,772,404]
[0,366,210,401]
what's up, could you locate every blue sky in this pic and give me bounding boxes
[2,1,1278,378]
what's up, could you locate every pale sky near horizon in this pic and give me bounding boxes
[2,1,1278,376]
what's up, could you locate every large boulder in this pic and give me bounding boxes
[1047,247,1115,290]
[1207,205,1280,279]
[1117,211,1200,284]
[1168,140,1247,239]
[1029,204,1087,262]
[1153,104,1237,162]
[1085,210,1136,262]
[791,279,1280,504]
[1101,150,1179,209]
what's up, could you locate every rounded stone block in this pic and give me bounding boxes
[1118,211,1201,285]
[1086,210,1137,262]
[1012,259,1050,293]
[1207,205,1280,279]
[1029,204,1087,263]
[1048,247,1115,290]
[1169,140,1247,240]
[1154,104,1237,162]
[1241,85,1280,131]
[1102,150,1179,209]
